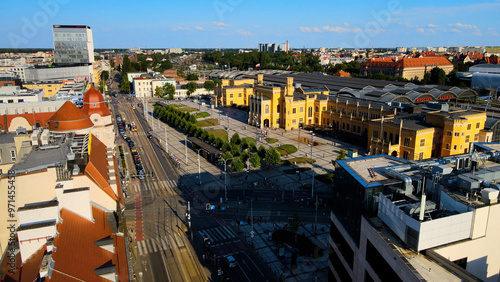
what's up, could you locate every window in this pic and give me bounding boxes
[476,122,480,129]
[300,106,304,113]
[467,124,471,130]
[403,151,409,159]
[308,106,313,117]
[474,133,479,141]
[265,105,269,114]
[446,143,450,149]
[292,108,296,114]
[404,137,410,146]
[230,94,233,98]
[419,152,424,160]
[8,100,13,103]
[420,139,425,147]
[276,118,280,125]
[454,132,460,137]
[446,131,452,137]
[373,130,378,138]
[292,119,296,125]
[453,145,457,150]
[322,106,326,111]
[10,150,16,162]
[315,106,319,112]
[465,135,470,143]
[238,93,242,97]
[299,118,303,123]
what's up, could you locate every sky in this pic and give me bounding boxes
[2,0,499,49]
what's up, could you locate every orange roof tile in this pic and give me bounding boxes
[1,244,46,282]
[47,206,129,282]
[47,101,94,131]
[82,88,111,117]
[85,134,117,201]
[363,56,453,68]
[334,70,351,77]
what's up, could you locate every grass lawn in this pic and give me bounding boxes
[178,107,198,112]
[280,157,316,166]
[276,144,298,156]
[265,138,278,144]
[196,118,220,127]
[293,137,322,146]
[195,112,210,118]
[283,167,311,174]
[207,129,228,141]
[241,137,256,144]
[170,104,186,108]
[316,173,334,184]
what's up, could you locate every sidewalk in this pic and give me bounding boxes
[147,100,364,194]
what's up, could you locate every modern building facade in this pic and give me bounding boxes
[330,145,500,281]
[52,25,94,66]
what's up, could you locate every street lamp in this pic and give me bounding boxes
[165,126,168,153]
[185,135,188,165]
[197,148,203,185]
[310,131,315,198]
[223,157,235,202]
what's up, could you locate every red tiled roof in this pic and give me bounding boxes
[47,101,94,131]
[85,133,117,201]
[82,88,111,117]
[334,70,351,77]
[1,245,46,282]
[47,206,129,282]
[0,112,55,131]
[363,56,453,68]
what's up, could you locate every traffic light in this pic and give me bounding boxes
[205,203,211,210]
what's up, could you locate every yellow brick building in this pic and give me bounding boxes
[23,81,65,98]
[216,78,254,107]
[367,110,491,160]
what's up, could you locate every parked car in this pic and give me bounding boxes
[224,255,237,268]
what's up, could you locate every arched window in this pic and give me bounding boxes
[265,104,269,114]
[308,106,313,117]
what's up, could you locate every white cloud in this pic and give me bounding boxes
[323,26,362,33]
[428,24,438,28]
[236,30,253,36]
[455,22,473,29]
[212,21,232,27]
[450,28,461,33]
[416,28,425,33]
[343,22,349,27]
[313,27,321,32]
[195,26,204,31]
[300,27,312,32]
[172,26,189,31]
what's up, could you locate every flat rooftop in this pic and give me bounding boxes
[340,155,408,187]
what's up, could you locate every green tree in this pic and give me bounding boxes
[186,73,199,81]
[186,82,198,96]
[230,132,241,145]
[429,67,446,85]
[265,147,281,166]
[231,158,244,172]
[222,151,233,161]
[120,75,130,93]
[162,83,176,100]
[421,72,431,85]
[221,141,231,153]
[336,149,347,161]
[100,70,109,82]
[288,213,301,232]
[240,151,250,163]
[250,153,261,168]
[204,80,215,94]
[213,78,222,87]
[154,86,163,98]
[98,81,105,93]
[258,145,267,159]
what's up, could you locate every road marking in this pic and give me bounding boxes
[146,239,153,254]
[212,227,227,240]
[151,239,158,252]
[221,225,236,237]
[137,241,145,256]
[161,237,168,249]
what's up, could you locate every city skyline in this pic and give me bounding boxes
[2,0,500,49]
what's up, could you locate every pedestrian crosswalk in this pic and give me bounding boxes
[130,179,177,193]
[136,236,170,256]
[198,225,237,244]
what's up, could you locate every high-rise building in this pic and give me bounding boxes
[53,25,94,66]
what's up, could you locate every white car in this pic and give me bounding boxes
[224,255,237,268]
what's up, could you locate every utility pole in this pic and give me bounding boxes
[311,131,315,198]
[314,194,318,233]
[298,126,301,151]
[224,157,234,202]
[165,127,168,153]
[185,135,188,165]
[187,201,192,241]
